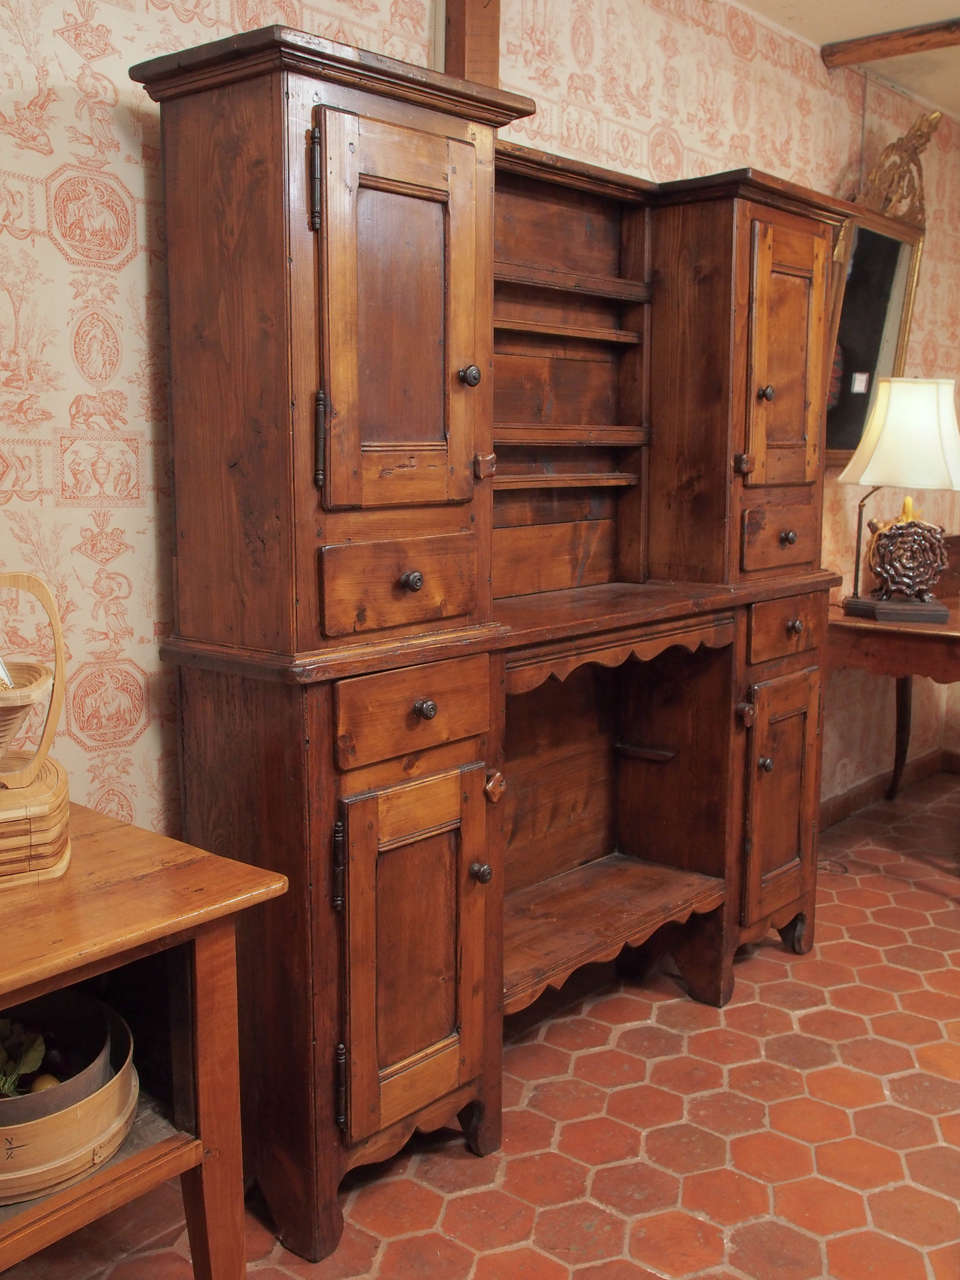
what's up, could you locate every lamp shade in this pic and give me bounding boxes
[837,377,960,490]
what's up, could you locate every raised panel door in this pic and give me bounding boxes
[341,765,488,1144]
[742,667,821,924]
[745,215,829,487]
[320,109,481,509]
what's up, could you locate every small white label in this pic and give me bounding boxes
[851,372,869,394]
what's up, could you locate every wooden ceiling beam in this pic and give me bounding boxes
[822,17,960,68]
[445,0,501,87]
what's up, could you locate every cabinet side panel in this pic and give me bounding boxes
[163,77,294,650]
[648,201,735,582]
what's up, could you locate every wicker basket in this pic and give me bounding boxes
[0,663,53,762]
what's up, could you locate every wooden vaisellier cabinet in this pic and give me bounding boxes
[133,28,850,1263]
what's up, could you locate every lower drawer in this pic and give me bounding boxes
[335,655,490,769]
[320,532,477,637]
[748,593,824,665]
[741,502,818,573]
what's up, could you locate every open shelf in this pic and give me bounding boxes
[503,854,725,1014]
[493,472,639,490]
[494,260,650,303]
[0,1096,200,1269]
[493,423,650,447]
[494,318,641,344]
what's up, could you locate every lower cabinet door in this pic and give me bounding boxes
[742,667,820,924]
[342,764,488,1145]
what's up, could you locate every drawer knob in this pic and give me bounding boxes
[414,698,438,720]
[469,861,493,883]
[458,364,482,387]
[759,756,775,773]
[786,617,804,636]
[779,529,798,546]
[399,570,424,592]
[758,384,776,402]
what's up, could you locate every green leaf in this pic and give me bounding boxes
[18,1034,45,1077]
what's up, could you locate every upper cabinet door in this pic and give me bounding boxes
[745,216,829,488]
[320,109,480,510]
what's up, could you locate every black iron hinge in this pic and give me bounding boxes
[314,391,327,491]
[309,125,322,231]
[332,817,345,912]
[335,1042,347,1132]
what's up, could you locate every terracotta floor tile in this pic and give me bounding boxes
[768,1096,850,1142]
[643,1121,727,1174]
[929,1241,960,1280]
[542,1016,614,1051]
[869,1183,960,1246]
[681,1166,769,1224]
[826,1230,928,1280]
[557,1114,642,1164]
[796,1007,869,1041]
[501,1040,571,1080]
[472,1248,569,1279]
[889,1070,960,1114]
[854,1101,939,1149]
[838,1034,915,1075]
[439,1189,534,1251]
[590,1161,680,1216]
[376,1233,473,1280]
[628,1209,725,1276]
[653,1000,723,1031]
[348,1179,442,1239]
[764,1031,837,1069]
[727,1220,824,1280]
[575,1263,662,1280]
[527,1076,607,1120]
[905,1144,960,1199]
[605,1081,684,1129]
[857,963,925,992]
[499,1107,556,1154]
[687,1026,761,1064]
[774,1175,867,1235]
[815,1135,903,1189]
[730,1129,814,1181]
[616,1024,685,1059]
[726,1058,805,1101]
[828,982,899,1015]
[753,979,828,1011]
[647,1055,723,1095]
[280,1222,380,1277]
[501,1150,589,1206]
[915,1040,960,1079]
[805,1064,886,1108]
[533,1201,626,1266]
[586,993,654,1025]
[685,1089,766,1135]
[106,1254,193,1280]
[722,1001,794,1037]
[573,1047,647,1088]
[901,988,960,1020]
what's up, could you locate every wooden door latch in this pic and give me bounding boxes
[484,771,506,803]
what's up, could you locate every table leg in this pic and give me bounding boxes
[179,920,246,1280]
[886,675,913,801]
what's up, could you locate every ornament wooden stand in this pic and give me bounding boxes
[0,573,70,887]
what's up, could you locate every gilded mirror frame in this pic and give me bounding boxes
[823,208,924,467]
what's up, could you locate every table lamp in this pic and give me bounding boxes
[838,377,960,622]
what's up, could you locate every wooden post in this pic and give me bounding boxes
[445,0,501,87]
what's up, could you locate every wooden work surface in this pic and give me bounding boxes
[827,599,960,682]
[0,804,286,1277]
[0,804,286,1006]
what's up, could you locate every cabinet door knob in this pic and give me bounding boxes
[759,756,775,773]
[779,529,798,546]
[758,384,775,401]
[469,862,493,883]
[786,617,804,635]
[737,701,756,728]
[458,365,482,387]
[399,570,424,592]
[414,698,438,720]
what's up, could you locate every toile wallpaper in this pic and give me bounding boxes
[0,0,957,831]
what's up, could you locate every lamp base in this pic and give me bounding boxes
[841,594,949,623]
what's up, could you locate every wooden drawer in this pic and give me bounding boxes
[320,533,477,638]
[748,594,823,665]
[335,655,490,769]
[741,502,818,573]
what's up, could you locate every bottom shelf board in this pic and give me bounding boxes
[0,1096,201,1269]
[503,854,726,1014]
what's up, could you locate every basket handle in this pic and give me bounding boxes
[0,571,66,790]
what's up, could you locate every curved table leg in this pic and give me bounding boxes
[886,675,912,801]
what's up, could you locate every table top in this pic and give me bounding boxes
[827,599,960,682]
[829,598,960,640]
[0,804,286,1004]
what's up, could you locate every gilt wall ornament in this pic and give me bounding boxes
[858,110,942,227]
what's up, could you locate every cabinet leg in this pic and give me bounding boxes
[777,911,812,955]
[269,1188,345,1265]
[669,907,735,1007]
[179,921,246,1280]
[459,1096,501,1157]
